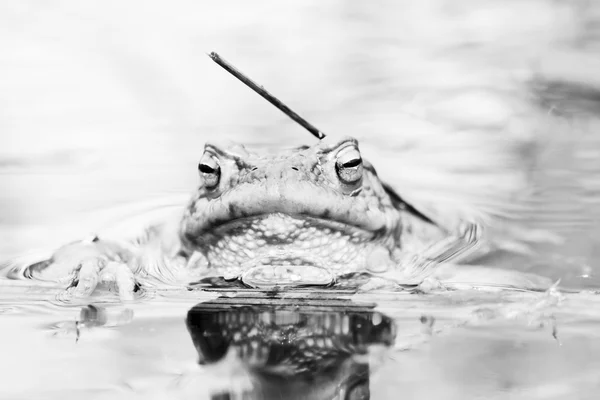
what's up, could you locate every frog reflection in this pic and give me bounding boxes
[185,298,396,400]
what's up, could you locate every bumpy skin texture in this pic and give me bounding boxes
[10,135,533,299]
[179,137,407,283]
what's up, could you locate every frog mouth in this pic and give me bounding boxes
[182,182,395,239]
[209,213,375,239]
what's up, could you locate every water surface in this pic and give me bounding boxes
[1,0,600,398]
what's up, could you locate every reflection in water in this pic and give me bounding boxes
[42,304,135,343]
[185,297,396,399]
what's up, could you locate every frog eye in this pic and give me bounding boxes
[198,153,221,189]
[335,147,363,184]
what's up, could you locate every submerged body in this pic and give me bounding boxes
[2,137,551,300]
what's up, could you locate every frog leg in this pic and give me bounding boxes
[59,257,139,302]
[405,222,553,291]
[5,236,148,302]
[55,244,144,302]
[395,221,485,282]
[362,222,481,282]
[365,222,552,292]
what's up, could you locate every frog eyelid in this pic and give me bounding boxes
[336,145,362,161]
[204,144,246,160]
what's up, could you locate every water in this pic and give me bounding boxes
[2,288,599,399]
[2,0,600,398]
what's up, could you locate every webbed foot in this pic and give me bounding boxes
[3,237,144,302]
[60,259,140,302]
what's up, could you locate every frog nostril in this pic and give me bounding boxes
[291,167,299,171]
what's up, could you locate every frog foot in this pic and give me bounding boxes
[4,236,146,302]
[59,259,140,302]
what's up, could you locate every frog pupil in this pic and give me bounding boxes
[342,158,362,168]
[199,164,216,174]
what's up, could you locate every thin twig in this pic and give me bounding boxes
[208,52,326,140]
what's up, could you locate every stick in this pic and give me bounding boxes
[208,52,326,140]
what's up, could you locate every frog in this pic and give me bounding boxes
[2,136,552,301]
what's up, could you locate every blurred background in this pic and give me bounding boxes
[1,0,599,286]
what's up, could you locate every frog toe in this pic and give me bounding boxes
[62,258,105,298]
[100,261,138,302]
